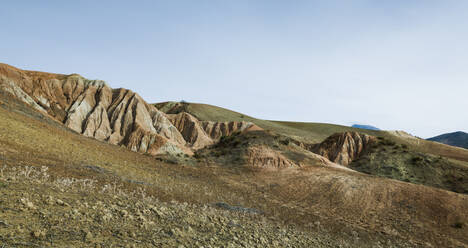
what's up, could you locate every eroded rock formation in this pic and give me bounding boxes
[167,112,214,149]
[0,63,261,156]
[312,131,376,166]
[246,146,299,169]
[167,112,262,149]
[0,64,190,155]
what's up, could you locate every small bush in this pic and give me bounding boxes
[452,221,464,229]
[410,157,423,164]
[193,153,202,159]
[381,140,396,146]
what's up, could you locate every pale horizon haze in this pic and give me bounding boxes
[1,1,467,138]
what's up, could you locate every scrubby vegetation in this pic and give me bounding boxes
[350,137,468,193]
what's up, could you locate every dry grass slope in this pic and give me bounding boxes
[0,64,466,247]
[0,95,466,246]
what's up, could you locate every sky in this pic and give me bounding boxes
[1,0,467,138]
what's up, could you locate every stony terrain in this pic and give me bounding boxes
[0,166,355,248]
[0,63,467,247]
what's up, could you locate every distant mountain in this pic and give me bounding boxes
[352,124,380,131]
[427,131,468,149]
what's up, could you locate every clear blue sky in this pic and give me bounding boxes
[1,1,467,138]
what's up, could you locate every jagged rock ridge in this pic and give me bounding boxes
[0,64,258,156]
[0,63,377,170]
[246,146,299,169]
[167,112,262,149]
[312,131,376,166]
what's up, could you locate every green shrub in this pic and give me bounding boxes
[410,157,423,164]
[193,153,202,159]
[452,221,464,229]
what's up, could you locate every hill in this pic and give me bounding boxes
[155,101,384,143]
[0,63,467,247]
[155,101,468,164]
[428,131,468,149]
[351,124,380,130]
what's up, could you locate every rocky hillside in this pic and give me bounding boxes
[194,130,349,170]
[167,112,261,149]
[0,165,350,247]
[312,132,376,166]
[428,131,468,149]
[0,63,467,247]
[349,136,468,194]
[0,64,259,157]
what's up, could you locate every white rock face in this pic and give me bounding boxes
[313,132,376,166]
[0,63,261,156]
[0,64,190,156]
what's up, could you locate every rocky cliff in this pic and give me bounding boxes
[0,63,264,156]
[0,63,377,169]
[312,131,376,166]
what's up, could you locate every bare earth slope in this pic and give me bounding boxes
[0,64,467,247]
[1,95,467,247]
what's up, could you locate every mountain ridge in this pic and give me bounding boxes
[428,131,468,149]
[351,124,380,130]
[0,63,263,158]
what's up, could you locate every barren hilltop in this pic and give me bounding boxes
[0,63,467,247]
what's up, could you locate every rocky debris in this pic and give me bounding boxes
[56,199,65,206]
[31,229,46,239]
[84,165,109,174]
[213,202,263,214]
[0,171,356,248]
[312,132,376,166]
[20,198,36,210]
[246,146,299,168]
